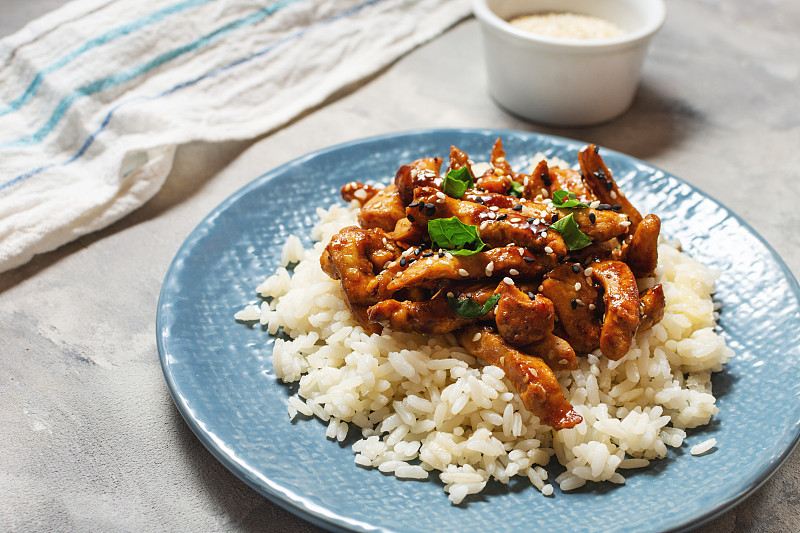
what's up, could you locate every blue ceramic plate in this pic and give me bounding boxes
[157,129,800,533]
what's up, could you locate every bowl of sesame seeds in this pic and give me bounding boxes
[472,0,666,126]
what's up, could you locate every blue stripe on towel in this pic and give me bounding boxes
[0,0,303,151]
[1,0,384,191]
[0,0,217,118]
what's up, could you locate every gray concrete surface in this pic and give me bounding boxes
[1,1,799,531]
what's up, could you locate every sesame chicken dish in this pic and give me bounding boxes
[322,140,665,431]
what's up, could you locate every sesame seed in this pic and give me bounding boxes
[588,303,596,310]
[590,201,600,209]
[551,213,559,223]
[510,218,521,223]
[410,169,419,178]
[574,282,581,290]
[620,220,631,227]
[541,231,548,238]
[570,299,578,309]
[354,189,367,200]
[487,212,496,220]
[528,292,535,299]
[523,256,535,263]
[399,257,407,267]
[423,251,433,257]
[610,190,618,199]
[490,206,500,211]
[408,201,419,208]
[513,204,523,211]
[571,264,581,274]
[472,332,482,342]
[494,168,504,176]
[479,221,489,230]
[497,213,507,221]
[538,285,544,292]
[576,299,585,307]
[458,268,469,277]
[559,359,568,366]
[612,204,622,211]
[436,191,446,199]
[503,277,514,285]
[496,156,506,163]
[407,214,415,222]
[589,212,596,223]
[486,261,495,273]
[597,203,611,210]
[475,197,484,205]
[541,188,549,198]
[509,269,519,276]
[544,246,553,254]
[527,217,536,224]
[447,292,454,298]
[425,203,436,216]
[414,248,421,255]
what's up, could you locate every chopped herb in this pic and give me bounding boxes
[447,293,501,319]
[549,213,592,251]
[442,166,473,199]
[552,190,589,209]
[427,217,487,256]
[508,181,524,198]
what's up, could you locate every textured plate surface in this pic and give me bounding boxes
[157,129,800,533]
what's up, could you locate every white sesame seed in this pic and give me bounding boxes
[510,218,521,223]
[494,168,504,176]
[544,246,553,254]
[584,267,594,276]
[588,303,596,310]
[410,169,418,178]
[447,292,454,298]
[383,261,392,269]
[574,282,581,290]
[538,285,544,292]
[610,191,618,199]
[436,191,446,199]
[487,212,496,220]
[541,188,549,198]
[486,261,495,273]
[490,206,500,211]
[590,200,600,209]
[445,252,453,259]
[472,332,482,342]
[458,269,469,277]
[524,176,530,186]
[541,231,548,238]
[509,269,519,276]
[496,157,506,163]
[503,277,514,285]
[479,221,489,230]
[558,359,568,366]
[620,220,631,227]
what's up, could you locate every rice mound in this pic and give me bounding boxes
[236,201,733,504]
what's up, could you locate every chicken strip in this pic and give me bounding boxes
[623,214,661,278]
[395,157,443,204]
[494,281,555,347]
[386,246,556,292]
[358,184,407,232]
[457,326,582,430]
[521,333,578,372]
[367,292,475,335]
[578,144,643,231]
[340,181,380,205]
[639,284,665,331]
[540,264,603,354]
[591,260,641,360]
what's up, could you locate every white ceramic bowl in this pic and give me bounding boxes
[472,0,666,126]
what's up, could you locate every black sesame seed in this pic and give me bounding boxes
[423,251,433,257]
[570,299,578,309]
[528,292,536,299]
[604,181,614,191]
[527,217,536,224]
[542,173,552,187]
[414,248,421,256]
[523,256,535,263]
[408,201,419,208]
[497,213,507,221]
[512,204,523,211]
[417,202,425,212]
[438,251,445,257]
[594,168,606,179]
[593,145,600,154]
[399,257,407,267]
[612,204,622,211]
[425,203,436,216]
[475,197,484,205]
[589,212,596,223]
[571,263,581,274]
[407,214,415,222]
[477,187,486,192]
[597,203,611,211]
[551,213,559,223]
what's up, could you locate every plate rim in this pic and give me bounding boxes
[156,127,800,533]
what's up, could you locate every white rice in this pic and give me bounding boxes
[238,202,733,504]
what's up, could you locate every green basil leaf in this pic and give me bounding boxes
[508,181,524,198]
[549,213,592,250]
[552,190,589,209]
[443,166,473,199]
[428,217,486,255]
[447,293,501,319]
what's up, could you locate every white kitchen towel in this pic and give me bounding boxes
[0,0,470,273]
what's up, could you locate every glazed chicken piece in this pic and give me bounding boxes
[367,291,475,335]
[410,186,568,256]
[394,157,443,204]
[521,159,551,200]
[320,226,400,307]
[340,181,380,205]
[623,214,661,278]
[578,144,643,231]
[521,332,578,372]
[356,184,407,232]
[494,281,555,347]
[540,264,603,354]
[548,166,599,204]
[591,260,641,360]
[457,326,582,429]
[386,246,556,292]
[639,284,666,331]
